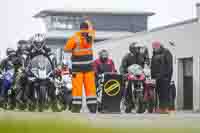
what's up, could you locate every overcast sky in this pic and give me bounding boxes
[1,0,200,56]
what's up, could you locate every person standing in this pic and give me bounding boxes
[151,41,173,114]
[120,42,149,113]
[64,21,97,113]
[93,49,117,75]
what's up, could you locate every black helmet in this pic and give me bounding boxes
[30,33,46,50]
[135,43,147,54]
[129,42,137,54]
[6,48,16,57]
[99,49,109,61]
[17,45,26,54]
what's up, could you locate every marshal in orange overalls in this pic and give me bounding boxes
[64,21,97,113]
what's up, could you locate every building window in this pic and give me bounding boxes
[50,16,82,30]
[67,23,73,30]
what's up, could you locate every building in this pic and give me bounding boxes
[94,3,200,111]
[34,8,154,64]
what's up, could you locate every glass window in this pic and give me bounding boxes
[66,23,73,30]
[50,16,80,30]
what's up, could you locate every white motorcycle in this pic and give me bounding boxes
[54,73,72,112]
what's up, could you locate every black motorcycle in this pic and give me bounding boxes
[23,34,57,112]
[0,68,15,110]
[14,50,29,110]
[26,54,55,112]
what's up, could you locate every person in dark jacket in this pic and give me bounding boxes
[0,48,23,103]
[120,42,149,113]
[94,49,117,75]
[120,42,138,75]
[151,41,173,113]
[120,43,149,74]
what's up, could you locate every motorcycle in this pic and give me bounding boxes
[0,68,15,110]
[54,72,72,112]
[126,64,146,113]
[13,67,28,110]
[14,51,29,110]
[26,54,55,112]
[143,65,156,113]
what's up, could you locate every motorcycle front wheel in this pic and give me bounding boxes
[38,87,47,112]
[135,94,146,114]
[52,93,66,112]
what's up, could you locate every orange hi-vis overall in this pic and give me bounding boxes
[64,30,97,108]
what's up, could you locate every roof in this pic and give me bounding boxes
[150,18,199,32]
[46,30,134,40]
[34,8,155,18]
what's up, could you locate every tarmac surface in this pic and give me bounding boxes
[0,110,200,128]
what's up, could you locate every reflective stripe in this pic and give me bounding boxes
[87,100,97,104]
[72,101,82,105]
[72,64,93,72]
[72,60,93,65]
[86,96,97,104]
[73,35,93,54]
[72,96,82,100]
[64,50,72,53]
[86,96,97,99]
[72,54,93,62]
[73,48,92,52]
[86,98,97,101]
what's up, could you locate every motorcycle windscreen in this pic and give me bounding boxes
[128,64,143,76]
[29,55,53,79]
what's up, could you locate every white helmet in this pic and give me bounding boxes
[62,60,68,66]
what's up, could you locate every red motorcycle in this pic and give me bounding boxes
[126,64,156,113]
[143,65,156,113]
[126,64,146,113]
[144,79,156,113]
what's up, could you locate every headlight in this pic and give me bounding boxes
[38,69,47,79]
[22,54,27,60]
[28,77,36,81]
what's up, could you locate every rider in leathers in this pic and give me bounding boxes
[0,48,22,104]
[120,42,149,113]
[24,34,57,108]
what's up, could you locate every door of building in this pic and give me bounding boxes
[182,58,193,110]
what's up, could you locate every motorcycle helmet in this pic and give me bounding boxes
[62,60,68,68]
[129,42,137,54]
[17,40,27,50]
[99,49,109,62]
[6,48,16,57]
[135,43,147,54]
[30,33,46,50]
